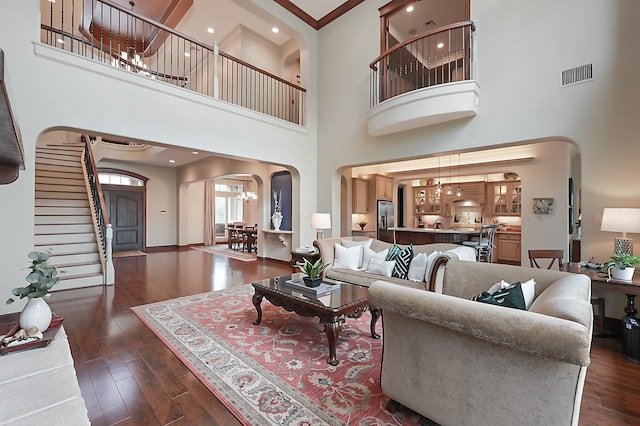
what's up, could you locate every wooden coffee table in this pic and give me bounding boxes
[251,273,380,366]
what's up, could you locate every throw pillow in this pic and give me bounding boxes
[365,258,396,277]
[386,244,414,279]
[333,243,361,270]
[362,247,389,271]
[407,253,428,281]
[341,239,373,268]
[488,279,536,309]
[424,250,443,282]
[472,281,526,310]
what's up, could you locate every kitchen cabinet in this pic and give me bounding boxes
[352,178,368,213]
[376,175,393,200]
[490,181,521,216]
[414,186,441,215]
[497,233,521,264]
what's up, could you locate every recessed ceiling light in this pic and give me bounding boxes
[169,160,176,163]
[272,27,279,33]
[207,27,214,34]
[437,42,444,49]
[184,52,190,57]
[48,0,55,2]
[406,5,414,12]
[192,151,199,155]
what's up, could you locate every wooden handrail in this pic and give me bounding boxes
[369,20,475,70]
[83,0,306,93]
[83,137,110,229]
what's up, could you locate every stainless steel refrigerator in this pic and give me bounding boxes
[377,200,395,243]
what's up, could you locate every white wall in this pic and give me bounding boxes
[187,180,205,245]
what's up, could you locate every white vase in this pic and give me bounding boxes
[272,211,283,230]
[608,265,635,281]
[20,297,52,332]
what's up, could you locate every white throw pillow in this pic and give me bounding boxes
[342,239,373,268]
[407,253,428,282]
[488,279,536,309]
[333,243,361,270]
[362,247,389,271]
[365,258,396,277]
[424,251,443,282]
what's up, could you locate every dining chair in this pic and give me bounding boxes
[462,224,498,262]
[528,249,564,270]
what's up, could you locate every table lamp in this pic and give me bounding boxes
[311,213,331,240]
[601,208,640,255]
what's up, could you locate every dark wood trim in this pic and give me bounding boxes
[97,167,149,183]
[0,49,25,178]
[273,0,365,30]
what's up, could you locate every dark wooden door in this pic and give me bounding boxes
[103,188,145,252]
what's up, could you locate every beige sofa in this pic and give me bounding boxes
[368,257,593,426]
[313,236,476,290]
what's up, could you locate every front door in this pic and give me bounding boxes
[103,188,145,252]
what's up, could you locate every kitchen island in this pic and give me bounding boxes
[390,227,479,245]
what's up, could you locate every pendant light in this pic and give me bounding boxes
[435,156,442,196]
[446,155,453,195]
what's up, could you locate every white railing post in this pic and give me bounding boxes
[105,224,115,285]
[213,41,219,100]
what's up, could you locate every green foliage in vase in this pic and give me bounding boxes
[604,253,640,270]
[6,251,63,304]
[295,258,330,279]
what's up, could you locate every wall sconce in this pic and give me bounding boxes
[311,213,331,240]
[601,208,640,255]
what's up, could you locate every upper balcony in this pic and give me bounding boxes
[367,21,479,136]
[40,0,306,126]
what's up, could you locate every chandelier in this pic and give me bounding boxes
[240,191,257,202]
[110,1,151,77]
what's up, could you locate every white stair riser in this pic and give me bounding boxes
[55,275,104,290]
[50,253,101,264]
[35,206,91,215]
[36,191,87,200]
[35,198,89,208]
[35,224,94,234]
[35,233,96,244]
[35,243,99,254]
[36,184,86,193]
[35,215,92,225]
[57,263,102,276]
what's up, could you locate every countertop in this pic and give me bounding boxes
[390,227,478,234]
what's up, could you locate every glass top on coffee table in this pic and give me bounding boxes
[251,273,368,309]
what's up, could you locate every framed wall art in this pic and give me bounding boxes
[533,198,554,214]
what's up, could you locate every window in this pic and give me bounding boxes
[98,172,145,186]
[214,183,245,239]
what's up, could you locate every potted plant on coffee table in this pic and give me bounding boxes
[603,253,640,281]
[296,258,329,287]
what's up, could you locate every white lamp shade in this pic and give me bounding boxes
[311,213,331,229]
[601,208,640,234]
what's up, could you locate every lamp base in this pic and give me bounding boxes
[614,238,634,255]
[316,230,325,240]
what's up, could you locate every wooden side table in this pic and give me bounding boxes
[290,250,320,272]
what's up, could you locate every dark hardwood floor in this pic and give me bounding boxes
[30,247,640,425]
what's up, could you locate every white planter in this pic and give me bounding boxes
[20,297,52,332]
[608,265,635,281]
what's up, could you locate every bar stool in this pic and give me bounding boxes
[462,224,497,262]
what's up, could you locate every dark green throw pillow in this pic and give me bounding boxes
[472,281,526,310]
[386,244,414,279]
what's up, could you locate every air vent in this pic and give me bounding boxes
[561,64,593,87]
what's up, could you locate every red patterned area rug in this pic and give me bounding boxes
[132,284,430,425]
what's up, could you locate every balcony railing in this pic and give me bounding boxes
[41,0,306,125]
[369,21,475,108]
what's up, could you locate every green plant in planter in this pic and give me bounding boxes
[296,258,330,279]
[357,220,368,230]
[603,253,640,271]
[6,251,62,304]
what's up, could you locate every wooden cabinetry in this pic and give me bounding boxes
[352,178,368,213]
[376,175,393,200]
[496,233,521,264]
[414,186,441,215]
[352,229,376,238]
[490,181,521,215]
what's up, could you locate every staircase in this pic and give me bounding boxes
[34,144,104,290]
